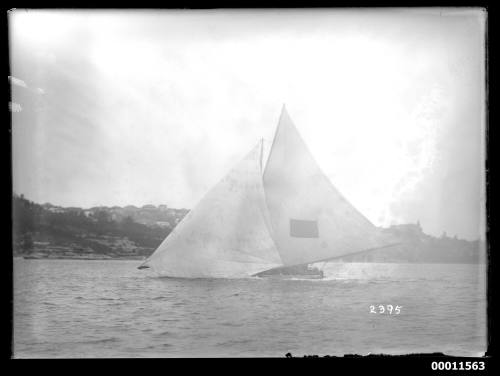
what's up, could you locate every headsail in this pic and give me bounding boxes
[263,106,394,267]
[140,141,282,278]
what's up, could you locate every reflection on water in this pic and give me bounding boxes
[13,259,486,357]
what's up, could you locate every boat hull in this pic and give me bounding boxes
[257,273,324,280]
[253,264,324,279]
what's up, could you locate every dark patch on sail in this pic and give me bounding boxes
[290,219,319,238]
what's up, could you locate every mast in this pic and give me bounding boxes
[264,104,287,173]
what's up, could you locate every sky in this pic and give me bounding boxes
[9,8,486,240]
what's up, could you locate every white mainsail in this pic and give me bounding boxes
[262,106,394,267]
[139,142,282,278]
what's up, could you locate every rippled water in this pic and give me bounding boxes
[13,259,486,358]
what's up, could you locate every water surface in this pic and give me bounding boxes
[13,259,487,357]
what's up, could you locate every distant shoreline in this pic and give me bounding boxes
[16,255,145,261]
[12,194,486,265]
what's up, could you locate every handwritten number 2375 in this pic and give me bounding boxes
[370,305,401,314]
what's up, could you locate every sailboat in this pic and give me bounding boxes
[138,106,396,279]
